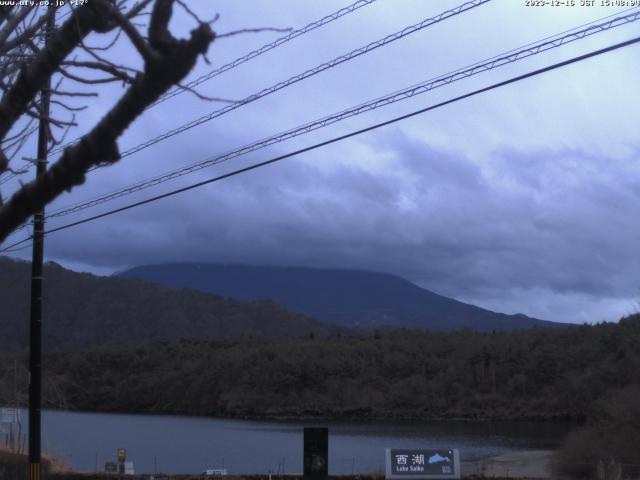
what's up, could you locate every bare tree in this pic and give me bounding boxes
[0,0,215,243]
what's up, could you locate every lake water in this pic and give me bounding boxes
[9,409,572,475]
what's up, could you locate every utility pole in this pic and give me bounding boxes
[29,7,54,480]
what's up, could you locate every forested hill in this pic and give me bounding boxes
[0,257,341,352]
[2,314,638,420]
[118,263,564,331]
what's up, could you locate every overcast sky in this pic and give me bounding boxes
[2,0,640,324]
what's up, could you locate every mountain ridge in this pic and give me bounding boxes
[117,262,564,331]
[0,256,342,352]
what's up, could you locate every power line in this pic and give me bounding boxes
[40,0,381,161]
[27,35,640,241]
[40,8,640,223]
[3,0,369,184]
[77,0,491,161]
[0,234,33,253]
[4,5,638,241]
[3,34,638,250]
[4,242,33,253]
[151,0,379,108]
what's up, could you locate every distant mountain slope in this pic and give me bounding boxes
[0,257,340,352]
[117,263,564,331]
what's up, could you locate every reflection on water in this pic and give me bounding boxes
[19,409,571,475]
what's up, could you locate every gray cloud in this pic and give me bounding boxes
[4,1,639,324]
[37,128,640,323]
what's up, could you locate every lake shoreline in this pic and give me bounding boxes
[462,450,554,478]
[5,408,572,474]
[5,404,584,424]
[3,445,556,479]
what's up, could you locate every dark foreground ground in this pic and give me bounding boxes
[0,476,543,480]
[0,447,556,480]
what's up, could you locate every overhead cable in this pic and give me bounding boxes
[23,35,640,242]
[2,0,380,184]
[41,8,640,222]
[86,0,491,160]
[151,0,380,108]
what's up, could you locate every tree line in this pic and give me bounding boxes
[2,314,639,421]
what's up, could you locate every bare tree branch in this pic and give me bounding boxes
[174,81,236,103]
[0,0,214,242]
[99,0,157,64]
[62,60,138,80]
[49,89,98,97]
[0,13,48,55]
[0,2,114,141]
[59,66,130,85]
[216,27,292,39]
[5,130,35,161]
[81,27,122,51]
[125,0,154,19]
[0,6,14,26]
[148,0,175,52]
[50,99,88,112]
[0,149,8,175]
[0,6,34,48]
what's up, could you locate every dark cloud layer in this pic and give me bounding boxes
[40,129,640,323]
[4,1,640,323]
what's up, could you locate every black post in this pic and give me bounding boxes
[303,427,328,480]
[28,7,53,480]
